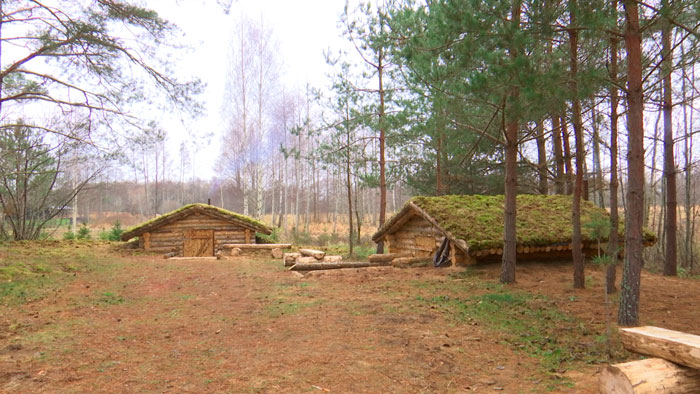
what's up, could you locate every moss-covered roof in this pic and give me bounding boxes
[373,194,656,252]
[120,204,272,241]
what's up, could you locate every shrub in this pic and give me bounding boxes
[76,224,91,240]
[107,221,123,241]
[63,231,76,240]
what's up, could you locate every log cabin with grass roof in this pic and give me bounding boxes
[121,204,272,257]
[371,195,656,266]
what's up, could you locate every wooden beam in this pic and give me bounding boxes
[220,243,292,249]
[289,262,387,271]
[144,232,151,250]
[599,358,700,394]
[245,229,251,244]
[620,326,700,369]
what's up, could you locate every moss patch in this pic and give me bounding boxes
[379,195,656,252]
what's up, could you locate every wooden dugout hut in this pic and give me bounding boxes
[121,204,272,257]
[371,194,656,266]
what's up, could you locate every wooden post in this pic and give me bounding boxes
[144,232,151,250]
[245,229,251,244]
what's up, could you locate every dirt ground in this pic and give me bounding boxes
[1,246,698,393]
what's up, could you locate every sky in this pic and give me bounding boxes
[149,0,354,180]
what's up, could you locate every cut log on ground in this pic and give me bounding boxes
[271,248,284,259]
[283,252,301,266]
[599,357,700,394]
[296,256,318,264]
[289,262,386,271]
[322,255,342,263]
[391,257,432,268]
[299,248,326,260]
[368,253,410,263]
[620,326,700,369]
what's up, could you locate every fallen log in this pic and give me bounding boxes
[299,248,326,260]
[271,248,284,259]
[289,261,385,271]
[391,256,432,268]
[620,326,700,369]
[599,357,700,394]
[368,253,410,263]
[321,255,342,263]
[297,256,318,264]
[283,252,301,266]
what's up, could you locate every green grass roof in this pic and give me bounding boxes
[375,194,656,252]
[121,204,272,241]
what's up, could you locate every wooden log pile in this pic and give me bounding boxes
[285,249,350,270]
[599,326,700,393]
[467,242,603,258]
[218,243,291,258]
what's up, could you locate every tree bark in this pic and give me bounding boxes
[377,46,387,254]
[561,116,574,195]
[551,116,566,194]
[536,120,548,195]
[618,0,645,327]
[345,103,354,256]
[568,0,585,289]
[500,0,522,285]
[606,27,620,295]
[661,10,677,276]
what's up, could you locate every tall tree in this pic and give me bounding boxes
[618,0,646,326]
[661,0,677,276]
[606,1,621,294]
[568,0,586,289]
[342,2,396,254]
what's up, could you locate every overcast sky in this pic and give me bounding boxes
[148,0,353,180]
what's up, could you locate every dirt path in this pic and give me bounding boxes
[1,250,698,393]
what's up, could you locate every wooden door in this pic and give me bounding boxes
[183,229,214,257]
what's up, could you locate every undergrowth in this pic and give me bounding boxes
[415,284,621,390]
[0,241,117,305]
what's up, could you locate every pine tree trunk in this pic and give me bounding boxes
[592,104,605,208]
[345,106,354,255]
[377,49,387,254]
[536,120,548,195]
[500,0,522,285]
[606,29,620,295]
[561,116,574,195]
[568,3,585,289]
[661,11,677,276]
[552,116,566,194]
[436,132,444,196]
[618,0,645,327]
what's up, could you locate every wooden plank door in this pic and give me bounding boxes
[183,229,214,257]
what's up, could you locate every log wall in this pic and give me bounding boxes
[138,212,252,254]
[385,216,444,257]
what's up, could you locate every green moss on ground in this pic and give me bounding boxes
[390,194,655,252]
